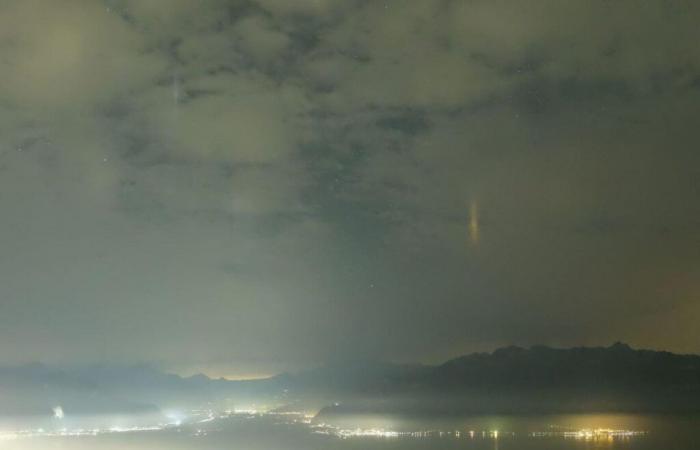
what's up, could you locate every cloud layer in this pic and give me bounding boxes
[1,0,699,376]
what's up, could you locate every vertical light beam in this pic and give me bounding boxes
[468,200,480,245]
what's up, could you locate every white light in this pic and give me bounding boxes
[53,406,65,419]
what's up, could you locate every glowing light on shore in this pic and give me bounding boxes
[0,409,647,444]
[530,428,646,439]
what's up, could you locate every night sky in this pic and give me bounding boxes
[0,0,698,379]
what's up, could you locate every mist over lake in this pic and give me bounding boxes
[1,412,699,450]
[2,345,700,449]
[1,0,699,449]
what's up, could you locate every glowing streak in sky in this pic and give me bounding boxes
[468,200,480,245]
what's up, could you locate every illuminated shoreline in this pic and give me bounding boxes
[0,410,647,443]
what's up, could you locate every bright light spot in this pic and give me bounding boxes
[52,406,65,419]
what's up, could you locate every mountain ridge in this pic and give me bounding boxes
[3,343,700,416]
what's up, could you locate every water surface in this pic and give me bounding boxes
[1,412,698,450]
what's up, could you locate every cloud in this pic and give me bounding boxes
[0,0,165,112]
[0,0,699,372]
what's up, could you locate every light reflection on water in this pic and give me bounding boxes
[0,411,698,450]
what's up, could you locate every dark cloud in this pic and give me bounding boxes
[0,0,698,377]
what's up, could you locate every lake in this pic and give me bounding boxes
[1,411,698,450]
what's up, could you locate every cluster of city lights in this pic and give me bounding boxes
[311,423,512,440]
[0,424,168,441]
[531,428,646,440]
[0,408,647,443]
[312,424,645,441]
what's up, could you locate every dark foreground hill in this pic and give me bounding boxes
[312,343,700,415]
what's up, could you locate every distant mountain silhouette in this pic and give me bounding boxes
[2,343,700,416]
[312,343,700,415]
[0,363,281,416]
[429,342,700,391]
